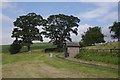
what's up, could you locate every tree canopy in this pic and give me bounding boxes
[109,22,120,41]
[11,13,44,51]
[80,26,105,46]
[42,14,80,49]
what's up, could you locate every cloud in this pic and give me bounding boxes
[101,24,118,42]
[1,2,24,14]
[77,2,117,20]
[71,24,94,42]
[0,13,14,24]
[80,7,108,19]
[0,2,12,9]
[36,25,50,42]
[97,12,118,22]
[1,2,24,45]
[1,27,14,45]
[0,13,14,45]
[71,23,116,42]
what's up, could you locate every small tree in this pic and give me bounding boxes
[109,22,120,41]
[11,13,44,52]
[42,14,80,50]
[81,26,105,46]
[9,40,22,54]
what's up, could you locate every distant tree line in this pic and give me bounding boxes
[9,12,120,54]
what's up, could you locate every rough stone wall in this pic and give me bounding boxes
[67,47,79,57]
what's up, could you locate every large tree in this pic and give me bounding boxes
[81,26,105,46]
[42,14,80,49]
[109,22,120,41]
[11,13,44,51]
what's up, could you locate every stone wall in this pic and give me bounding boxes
[67,47,79,57]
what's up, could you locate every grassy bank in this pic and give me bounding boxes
[75,49,119,65]
[75,42,119,65]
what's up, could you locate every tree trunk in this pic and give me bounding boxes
[118,38,120,42]
[16,37,18,41]
[27,46,30,51]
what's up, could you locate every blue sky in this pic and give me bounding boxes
[1,2,118,44]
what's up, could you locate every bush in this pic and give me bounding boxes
[9,40,22,54]
[45,48,63,52]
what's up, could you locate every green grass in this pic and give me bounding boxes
[2,51,118,78]
[75,42,119,65]
[1,42,57,54]
[1,45,10,53]
[75,50,119,65]
[85,41,120,49]
[1,42,119,78]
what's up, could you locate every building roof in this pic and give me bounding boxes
[66,42,80,47]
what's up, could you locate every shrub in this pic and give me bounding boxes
[9,40,22,54]
[45,48,63,52]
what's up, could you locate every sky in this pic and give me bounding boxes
[1,1,119,45]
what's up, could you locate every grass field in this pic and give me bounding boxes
[1,42,119,78]
[85,41,120,49]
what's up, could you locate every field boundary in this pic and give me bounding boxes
[56,54,119,70]
[80,48,120,53]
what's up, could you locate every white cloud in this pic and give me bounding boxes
[0,13,14,24]
[0,13,13,44]
[101,24,117,42]
[80,7,108,19]
[71,23,116,42]
[71,24,94,42]
[0,13,14,45]
[97,12,118,22]
[1,2,24,45]
[1,27,14,45]
[36,25,50,42]
[1,2,24,14]
[77,2,117,20]
[0,2,12,9]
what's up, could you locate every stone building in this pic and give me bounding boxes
[64,42,80,57]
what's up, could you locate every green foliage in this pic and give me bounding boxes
[81,26,105,46]
[9,40,22,54]
[79,41,87,47]
[109,22,120,41]
[75,49,118,64]
[11,13,44,52]
[42,14,80,49]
